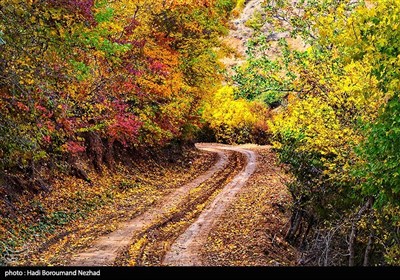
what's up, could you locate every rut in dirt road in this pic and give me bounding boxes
[69,145,229,266]
[162,145,257,266]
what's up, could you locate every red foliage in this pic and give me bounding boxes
[124,63,143,76]
[124,18,140,36]
[16,101,29,112]
[35,104,47,113]
[107,114,141,147]
[49,0,95,24]
[42,135,51,144]
[65,140,86,154]
[58,118,73,132]
[149,60,168,76]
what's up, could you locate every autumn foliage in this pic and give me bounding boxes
[202,86,270,144]
[245,0,400,265]
[0,0,233,184]
[0,0,238,264]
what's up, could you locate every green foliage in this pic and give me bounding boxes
[95,7,114,23]
[215,0,237,15]
[70,60,90,81]
[243,0,400,264]
[356,95,400,208]
[232,36,297,108]
[244,10,264,31]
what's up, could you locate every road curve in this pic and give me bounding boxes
[162,144,257,266]
[69,145,228,266]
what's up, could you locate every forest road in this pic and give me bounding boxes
[68,143,256,266]
[162,144,257,266]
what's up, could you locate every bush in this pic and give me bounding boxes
[201,86,270,144]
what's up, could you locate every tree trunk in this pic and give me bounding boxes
[363,211,375,266]
[349,222,357,266]
[103,139,115,170]
[349,197,374,266]
[70,164,91,183]
[85,132,104,172]
[363,231,374,266]
[300,215,314,247]
[286,209,303,241]
[294,217,304,243]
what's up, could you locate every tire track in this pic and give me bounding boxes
[69,145,228,266]
[116,150,245,266]
[162,144,257,266]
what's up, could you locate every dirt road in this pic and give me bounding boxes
[162,145,256,266]
[69,144,254,266]
[68,0,286,266]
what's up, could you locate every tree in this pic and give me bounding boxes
[243,0,400,265]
